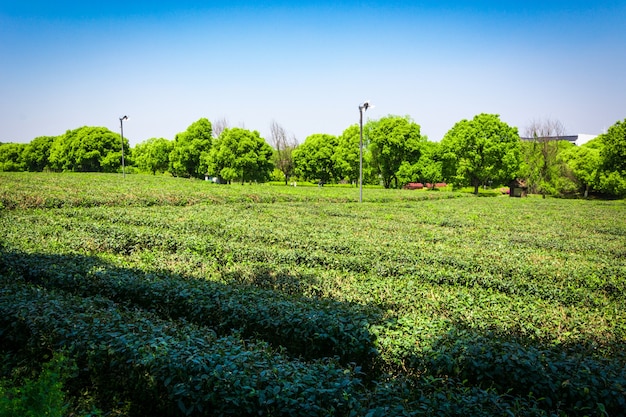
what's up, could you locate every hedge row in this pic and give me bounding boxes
[0,282,552,416]
[0,250,378,366]
[0,283,367,416]
[415,329,626,415]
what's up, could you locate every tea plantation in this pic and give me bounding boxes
[1,173,625,416]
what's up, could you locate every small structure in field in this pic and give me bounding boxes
[509,179,528,197]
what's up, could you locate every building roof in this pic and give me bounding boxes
[520,134,597,146]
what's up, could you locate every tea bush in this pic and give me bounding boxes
[1,172,625,416]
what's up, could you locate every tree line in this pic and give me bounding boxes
[1,114,625,197]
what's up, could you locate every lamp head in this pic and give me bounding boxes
[120,115,129,121]
[359,101,373,111]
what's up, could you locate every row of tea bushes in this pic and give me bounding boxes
[0,249,378,365]
[0,282,549,416]
[0,283,364,416]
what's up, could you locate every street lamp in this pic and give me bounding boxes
[119,115,129,178]
[358,101,372,203]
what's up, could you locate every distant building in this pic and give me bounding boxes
[520,134,597,146]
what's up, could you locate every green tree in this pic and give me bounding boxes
[47,126,123,172]
[396,141,443,187]
[600,119,626,173]
[0,143,27,172]
[596,119,626,196]
[270,121,297,185]
[366,115,425,188]
[333,124,361,185]
[22,136,56,171]
[564,141,601,197]
[169,118,212,178]
[441,113,521,194]
[293,133,339,184]
[522,119,566,196]
[206,127,274,184]
[133,137,173,175]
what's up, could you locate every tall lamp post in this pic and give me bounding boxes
[119,115,129,179]
[358,101,372,203]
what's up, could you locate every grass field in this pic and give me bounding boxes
[1,172,625,416]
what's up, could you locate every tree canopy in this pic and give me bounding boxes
[333,124,361,185]
[293,134,339,184]
[366,115,425,188]
[396,141,443,187]
[206,127,274,184]
[0,143,27,172]
[600,119,626,174]
[169,118,212,178]
[441,113,521,194]
[48,126,125,172]
[133,137,173,175]
[21,136,56,172]
[4,112,626,199]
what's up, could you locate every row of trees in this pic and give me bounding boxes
[1,114,625,197]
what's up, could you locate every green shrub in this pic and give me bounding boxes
[0,353,72,417]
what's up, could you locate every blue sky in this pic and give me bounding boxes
[1,1,625,145]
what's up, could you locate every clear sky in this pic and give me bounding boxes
[1,1,625,145]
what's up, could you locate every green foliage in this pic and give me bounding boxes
[293,133,339,184]
[207,128,274,184]
[133,137,173,175]
[366,115,425,189]
[0,284,366,416]
[396,141,443,186]
[269,121,297,185]
[22,136,56,172]
[333,124,361,184]
[441,113,521,194]
[1,250,377,365]
[594,119,626,197]
[0,173,625,416]
[600,119,626,173]
[0,353,73,417]
[169,118,212,178]
[563,144,601,197]
[48,126,125,173]
[0,143,27,172]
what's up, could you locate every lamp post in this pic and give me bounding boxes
[358,101,372,203]
[119,115,128,178]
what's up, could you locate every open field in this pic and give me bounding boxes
[1,173,625,416]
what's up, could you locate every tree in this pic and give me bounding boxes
[596,119,626,196]
[366,115,425,188]
[292,134,339,184]
[169,118,212,178]
[564,142,601,197]
[396,141,443,187]
[133,138,173,175]
[522,118,566,196]
[600,119,626,174]
[270,120,298,185]
[22,136,56,171]
[441,113,521,194]
[0,143,27,171]
[206,127,274,184]
[48,126,124,172]
[333,124,361,185]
